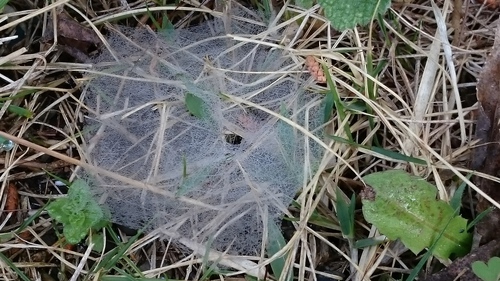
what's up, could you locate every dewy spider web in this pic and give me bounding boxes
[81,9,326,255]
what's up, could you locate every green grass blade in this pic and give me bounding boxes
[288,201,341,230]
[0,252,31,281]
[336,189,354,239]
[92,225,144,273]
[16,206,46,235]
[329,135,426,165]
[323,85,334,123]
[0,0,9,10]
[100,276,166,281]
[370,146,426,165]
[145,5,162,32]
[0,89,37,102]
[0,103,33,118]
[354,237,386,248]
[322,64,353,141]
[467,207,494,232]
[449,174,472,211]
[267,221,290,281]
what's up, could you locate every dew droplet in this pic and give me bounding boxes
[0,137,14,152]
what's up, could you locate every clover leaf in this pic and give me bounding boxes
[472,257,500,281]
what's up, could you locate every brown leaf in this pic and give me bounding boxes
[42,11,101,61]
[17,230,32,241]
[9,231,32,256]
[471,21,500,243]
[5,182,19,213]
[475,0,500,8]
[64,243,75,251]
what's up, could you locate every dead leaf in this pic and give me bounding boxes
[9,230,32,256]
[64,243,75,251]
[42,11,101,62]
[471,20,500,243]
[5,182,18,213]
[475,0,500,8]
[17,230,32,241]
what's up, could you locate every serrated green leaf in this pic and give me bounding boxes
[47,199,70,223]
[47,179,107,244]
[317,0,391,31]
[361,170,472,259]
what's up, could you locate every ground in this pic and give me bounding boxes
[0,0,498,280]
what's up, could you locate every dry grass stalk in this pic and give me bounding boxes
[0,0,498,280]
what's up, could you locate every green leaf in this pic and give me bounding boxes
[0,0,9,11]
[88,232,106,253]
[276,105,304,183]
[354,237,386,248]
[323,64,353,140]
[467,206,494,232]
[267,221,291,281]
[0,103,33,118]
[182,154,188,179]
[294,0,314,9]
[361,170,472,259]
[287,201,341,231]
[323,86,334,123]
[176,164,214,196]
[317,0,391,31]
[185,92,206,119]
[100,277,167,281]
[0,88,37,102]
[0,252,31,281]
[472,257,500,281]
[449,174,471,211]
[336,189,355,239]
[328,135,426,165]
[406,207,460,281]
[370,146,427,165]
[47,179,107,244]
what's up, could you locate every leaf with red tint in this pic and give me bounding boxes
[472,21,500,244]
[475,0,500,8]
[42,11,101,61]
